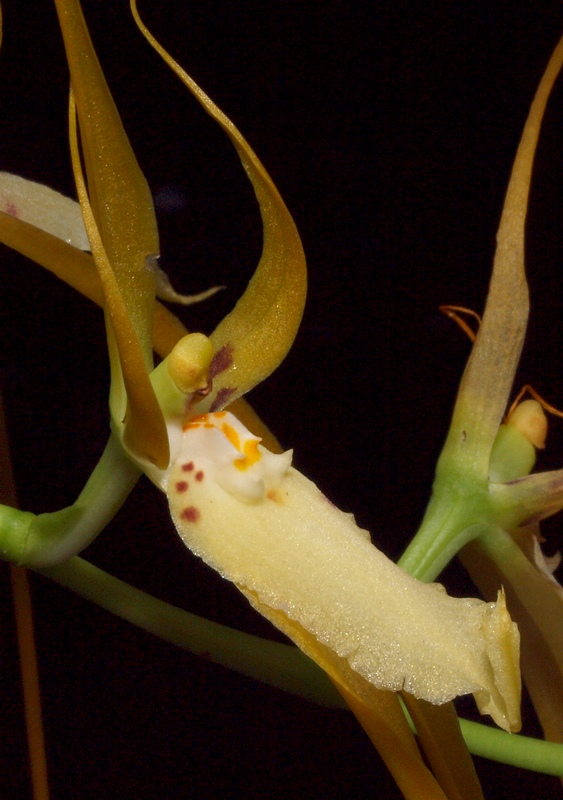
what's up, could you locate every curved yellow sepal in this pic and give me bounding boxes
[68,92,169,468]
[131,1,307,413]
[338,685,449,800]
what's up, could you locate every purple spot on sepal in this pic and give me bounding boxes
[209,345,234,378]
[2,202,19,217]
[210,387,237,412]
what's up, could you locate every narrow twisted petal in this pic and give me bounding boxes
[55,0,169,467]
[438,36,563,479]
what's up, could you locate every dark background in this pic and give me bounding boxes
[1,1,563,797]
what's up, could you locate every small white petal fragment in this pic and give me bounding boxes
[166,412,521,731]
[146,255,225,307]
[512,526,563,587]
[174,412,292,503]
[0,172,89,249]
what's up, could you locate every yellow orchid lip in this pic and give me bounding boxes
[166,410,521,734]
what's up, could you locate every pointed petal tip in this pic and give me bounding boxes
[0,171,89,249]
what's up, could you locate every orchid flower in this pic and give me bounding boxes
[2,1,563,797]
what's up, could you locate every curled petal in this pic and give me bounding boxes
[0,173,222,309]
[150,256,224,306]
[0,200,278,460]
[0,180,207,361]
[165,412,521,732]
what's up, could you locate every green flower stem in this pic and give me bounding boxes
[398,380,551,583]
[396,425,562,582]
[37,554,563,776]
[0,435,141,567]
[40,554,342,707]
[458,719,563,776]
[397,479,491,582]
[0,505,35,562]
[398,702,563,777]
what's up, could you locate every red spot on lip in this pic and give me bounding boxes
[181,506,200,522]
[209,345,233,378]
[175,481,188,493]
[195,470,204,481]
[182,462,194,472]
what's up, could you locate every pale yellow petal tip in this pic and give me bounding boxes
[149,256,225,306]
[0,172,89,249]
[166,411,521,730]
[473,589,522,733]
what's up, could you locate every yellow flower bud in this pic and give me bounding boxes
[507,399,547,450]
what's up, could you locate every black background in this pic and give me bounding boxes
[1,1,563,797]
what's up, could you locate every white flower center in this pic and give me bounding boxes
[175,411,292,503]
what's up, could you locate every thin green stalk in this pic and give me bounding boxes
[38,553,563,776]
[397,482,491,581]
[0,435,141,567]
[458,720,563,776]
[40,555,341,707]
[10,566,50,800]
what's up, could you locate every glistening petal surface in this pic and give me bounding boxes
[166,412,521,732]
